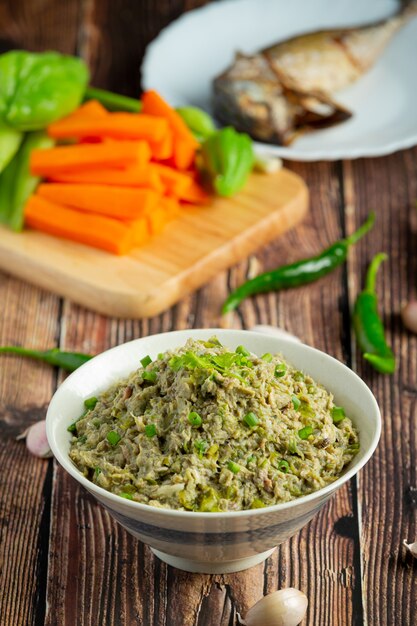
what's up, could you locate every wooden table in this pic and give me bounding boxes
[0,2,416,625]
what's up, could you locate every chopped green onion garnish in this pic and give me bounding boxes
[77,435,87,444]
[120,492,133,500]
[142,370,157,382]
[188,411,202,427]
[228,461,240,474]
[194,440,209,456]
[141,355,152,368]
[84,396,98,410]
[94,467,102,476]
[157,352,164,360]
[274,363,287,377]
[145,424,157,438]
[251,498,266,509]
[261,353,273,362]
[331,406,346,424]
[67,421,78,433]
[298,426,313,440]
[236,345,250,356]
[244,412,259,428]
[292,395,301,410]
[247,455,256,464]
[278,459,290,473]
[107,430,121,446]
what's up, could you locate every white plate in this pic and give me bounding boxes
[142,0,417,161]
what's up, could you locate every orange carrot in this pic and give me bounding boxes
[47,112,169,143]
[25,195,135,255]
[160,196,180,218]
[47,164,164,193]
[127,217,151,246]
[30,141,147,175]
[151,164,191,196]
[178,179,211,204]
[147,206,170,235]
[37,184,159,220]
[58,100,109,122]
[141,90,199,170]
[151,129,174,160]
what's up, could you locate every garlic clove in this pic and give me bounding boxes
[401,301,417,334]
[403,539,417,558]
[19,420,53,458]
[243,588,308,626]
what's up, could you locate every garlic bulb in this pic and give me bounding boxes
[17,420,53,458]
[242,588,308,626]
[403,539,417,558]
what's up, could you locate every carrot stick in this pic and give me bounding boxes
[151,129,174,160]
[160,196,180,218]
[151,164,191,196]
[30,141,147,175]
[147,206,170,235]
[58,100,108,121]
[47,164,164,192]
[178,179,211,204]
[25,195,135,255]
[141,90,199,170]
[125,217,151,246]
[37,184,159,220]
[47,113,169,143]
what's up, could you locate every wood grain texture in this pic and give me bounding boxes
[343,150,417,626]
[0,2,416,625]
[81,0,209,96]
[0,169,308,319]
[0,0,82,54]
[0,276,60,626]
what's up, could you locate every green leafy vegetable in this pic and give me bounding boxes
[200,126,254,197]
[176,106,216,142]
[0,122,23,174]
[0,130,54,230]
[0,51,89,131]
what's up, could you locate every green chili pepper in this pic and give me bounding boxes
[353,252,395,374]
[0,51,89,131]
[84,86,141,113]
[222,212,375,313]
[0,346,92,372]
[176,106,216,142]
[0,131,55,231]
[200,126,254,197]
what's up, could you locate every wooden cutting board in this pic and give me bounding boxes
[0,169,308,318]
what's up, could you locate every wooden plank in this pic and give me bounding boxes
[344,149,417,626]
[0,169,308,319]
[44,160,361,626]
[0,0,82,54]
[0,276,60,626]
[81,0,210,96]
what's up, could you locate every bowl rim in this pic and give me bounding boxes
[46,328,381,520]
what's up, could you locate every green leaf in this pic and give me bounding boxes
[0,51,89,130]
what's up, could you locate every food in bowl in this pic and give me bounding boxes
[68,336,359,512]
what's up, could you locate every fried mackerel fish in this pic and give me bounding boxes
[69,337,359,512]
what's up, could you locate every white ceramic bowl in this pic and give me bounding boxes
[46,329,381,574]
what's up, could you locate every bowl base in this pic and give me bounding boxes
[151,547,276,573]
